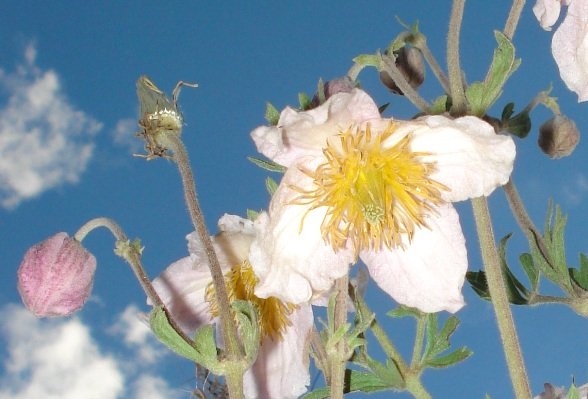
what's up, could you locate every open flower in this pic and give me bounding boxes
[17,232,97,317]
[534,0,588,102]
[151,214,312,399]
[249,89,515,313]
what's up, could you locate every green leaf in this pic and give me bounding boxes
[315,79,326,106]
[386,305,422,319]
[519,252,539,292]
[425,347,472,368]
[501,102,515,120]
[247,156,287,173]
[231,300,260,364]
[570,253,588,291]
[429,95,450,114]
[264,102,280,125]
[149,306,220,371]
[265,176,279,196]
[465,31,520,116]
[346,370,400,393]
[302,387,331,399]
[503,109,532,138]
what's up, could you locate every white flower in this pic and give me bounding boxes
[533,0,588,102]
[250,89,516,313]
[534,382,588,399]
[150,214,312,399]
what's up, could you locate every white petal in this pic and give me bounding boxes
[250,89,380,167]
[249,166,355,304]
[410,115,515,202]
[552,0,588,102]
[360,204,467,313]
[533,0,564,30]
[150,257,213,334]
[243,305,313,399]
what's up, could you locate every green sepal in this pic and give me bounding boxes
[315,79,326,106]
[246,208,260,220]
[265,176,279,196]
[298,92,312,110]
[567,384,580,399]
[231,300,260,366]
[264,102,280,125]
[502,107,532,138]
[247,156,287,173]
[149,306,221,373]
[429,95,450,114]
[465,31,520,116]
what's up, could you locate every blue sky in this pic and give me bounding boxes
[1,2,588,398]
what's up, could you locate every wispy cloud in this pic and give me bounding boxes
[110,118,142,155]
[562,172,588,205]
[0,43,102,209]
[0,304,184,399]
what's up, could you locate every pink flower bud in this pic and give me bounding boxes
[17,232,97,317]
[538,115,580,159]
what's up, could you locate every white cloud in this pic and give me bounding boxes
[0,43,102,209]
[562,172,588,205]
[111,118,142,155]
[108,304,165,364]
[0,304,184,399]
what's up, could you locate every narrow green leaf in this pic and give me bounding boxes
[346,370,400,393]
[429,95,450,114]
[247,156,287,173]
[519,252,539,292]
[466,31,520,115]
[298,92,312,110]
[425,347,472,368]
[386,306,422,319]
[570,253,588,291]
[265,176,278,196]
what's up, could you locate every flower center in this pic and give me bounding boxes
[293,122,447,253]
[205,260,296,341]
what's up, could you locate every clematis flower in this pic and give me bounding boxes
[17,232,97,317]
[150,214,312,399]
[533,0,588,102]
[249,88,515,313]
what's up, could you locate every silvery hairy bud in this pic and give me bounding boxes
[538,115,580,159]
[379,46,425,95]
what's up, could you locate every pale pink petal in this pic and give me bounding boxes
[533,0,565,30]
[250,89,380,167]
[360,204,467,313]
[244,305,313,399]
[250,165,355,304]
[552,0,588,101]
[150,256,213,333]
[409,115,515,202]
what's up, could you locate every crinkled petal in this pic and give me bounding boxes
[552,0,588,102]
[533,0,565,30]
[250,89,380,167]
[360,204,467,313]
[409,115,515,202]
[244,304,313,399]
[249,165,356,304]
[150,256,213,334]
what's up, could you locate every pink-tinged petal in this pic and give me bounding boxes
[533,0,565,30]
[150,256,213,334]
[152,215,254,334]
[17,232,96,317]
[409,115,515,202]
[244,304,313,399]
[360,204,467,313]
[552,0,588,102]
[250,165,356,304]
[250,89,380,167]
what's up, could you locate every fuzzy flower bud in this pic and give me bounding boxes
[538,115,580,159]
[17,232,97,317]
[310,76,355,108]
[379,46,425,95]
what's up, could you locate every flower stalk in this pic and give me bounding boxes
[163,135,246,398]
[471,197,531,399]
[447,0,467,115]
[328,274,350,399]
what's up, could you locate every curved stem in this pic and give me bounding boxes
[165,134,245,398]
[503,0,526,41]
[75,217,195,347]
[471,197,531,399]
[447,0,467,115]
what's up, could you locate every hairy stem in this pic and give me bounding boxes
[329,274,350,399]
[447,0,467,115]
[471,197,531,399]
[503,0,526,40]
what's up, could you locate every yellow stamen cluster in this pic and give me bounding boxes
[206,260,297,341]
[293,122,447,253]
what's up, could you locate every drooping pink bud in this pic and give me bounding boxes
[17,232,97,317]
